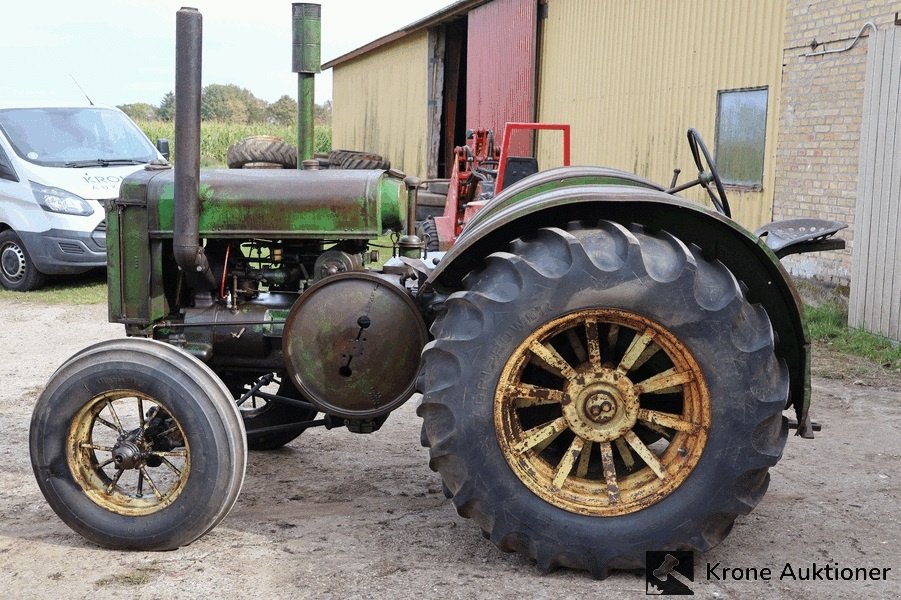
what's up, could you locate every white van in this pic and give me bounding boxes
[0,105,167,290]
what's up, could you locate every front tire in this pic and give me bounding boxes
[30,339,247,550]
[0,229,46,291]
[418,222,788,576]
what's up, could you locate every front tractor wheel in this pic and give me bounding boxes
[30,339,247,550]
[418,222,789,576]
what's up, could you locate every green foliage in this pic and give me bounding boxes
[807,301,901,369]
[117,102,159,121]
[136,120,332,166]
[157,92,176,121]
[201,83,267,123]
[267,95,297,126]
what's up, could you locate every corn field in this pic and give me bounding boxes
[136,120,332,166]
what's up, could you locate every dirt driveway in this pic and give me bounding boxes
[1,298,898,599]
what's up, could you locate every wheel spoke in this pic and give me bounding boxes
[617,328,656,373]
[631,342,661,371]
[149,449,188,458]
[529,341,577,380]
[624,431,666,479]
[638,408,700,434]
[551,437,584,490]
[507,383,565,408]
[159,456,183,477]
[105,469,124,494]
[634,368,693,395]
[137,470,145,498]
[137,397,145,427]
[576,440,593,477]
[139,467,165,501]
[96,457,115,469]
[512,417,569,455]
[95,416,120,433]
[80,442,114,453]
[566,328,588,365]
[599,441,620,503]
[585,319,602,368]
[105,401,125,435]
[614,437,636,470]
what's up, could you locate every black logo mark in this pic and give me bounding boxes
[646,551,694,595]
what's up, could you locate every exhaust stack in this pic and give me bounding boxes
[174,7,216,290]
[292,3,321,165]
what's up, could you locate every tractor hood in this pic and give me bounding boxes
[117,167,406,239]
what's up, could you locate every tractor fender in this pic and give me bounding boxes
[426,173,812,432]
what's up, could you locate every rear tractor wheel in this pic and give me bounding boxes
[418,222,788,576]
[30,339,247,550]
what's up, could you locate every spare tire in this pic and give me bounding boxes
[227,136,297,169]
[328,149,390,170]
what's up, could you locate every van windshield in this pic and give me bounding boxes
[0,107,158,167]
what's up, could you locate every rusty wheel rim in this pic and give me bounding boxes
[67,390,191,516]
[494,309,711,516]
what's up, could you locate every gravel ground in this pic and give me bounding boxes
[0,298,898,599]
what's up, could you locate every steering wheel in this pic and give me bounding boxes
[687,128,731,218]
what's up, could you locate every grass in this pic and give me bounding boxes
[0,270,107,304]
[806,301,901,369]
[137,120,332,166]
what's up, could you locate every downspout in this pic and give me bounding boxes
[174,7,216,290]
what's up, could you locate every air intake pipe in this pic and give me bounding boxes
[173,7,216,290]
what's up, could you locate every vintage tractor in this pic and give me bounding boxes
[30,6,846,578]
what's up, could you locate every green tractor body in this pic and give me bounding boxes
[30,5,844,578]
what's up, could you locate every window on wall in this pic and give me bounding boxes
[715,87,768,190]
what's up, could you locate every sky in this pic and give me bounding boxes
[1,0,457,107]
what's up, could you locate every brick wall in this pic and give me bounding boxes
[774,1,901,284]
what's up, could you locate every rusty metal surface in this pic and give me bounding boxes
[466,0,537,156]
[68,390,190,517]
[493,308,710,516]
[140,168,405,238]
[282,272,428,419]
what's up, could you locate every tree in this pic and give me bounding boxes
[267,95,297,126]
[201,84,266,123]
[118,102,159,121]
[314,100,332,126]
[157,92,176,121]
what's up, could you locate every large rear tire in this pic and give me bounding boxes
[417,222,788,577]
[30,339,247,550]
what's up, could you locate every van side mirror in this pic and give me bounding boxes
[0,151,18,182]
[156,138,171,161]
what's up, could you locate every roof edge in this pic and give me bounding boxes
[322,0,489,70]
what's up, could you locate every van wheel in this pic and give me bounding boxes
[0,230,46,291]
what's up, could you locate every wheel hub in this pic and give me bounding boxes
[111,439,145,470]
[1,244,25,280]
[562,369,639,443]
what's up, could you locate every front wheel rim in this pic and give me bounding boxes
[0,242,26,281]
[67,390,191,516]
[494,308,711,516]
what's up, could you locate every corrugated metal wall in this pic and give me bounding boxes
[467,0,538,155]
[332,32,430,177]
[849,27,901,341]
[536,0,786,230]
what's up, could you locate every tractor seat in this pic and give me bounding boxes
[754,218,847,258]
